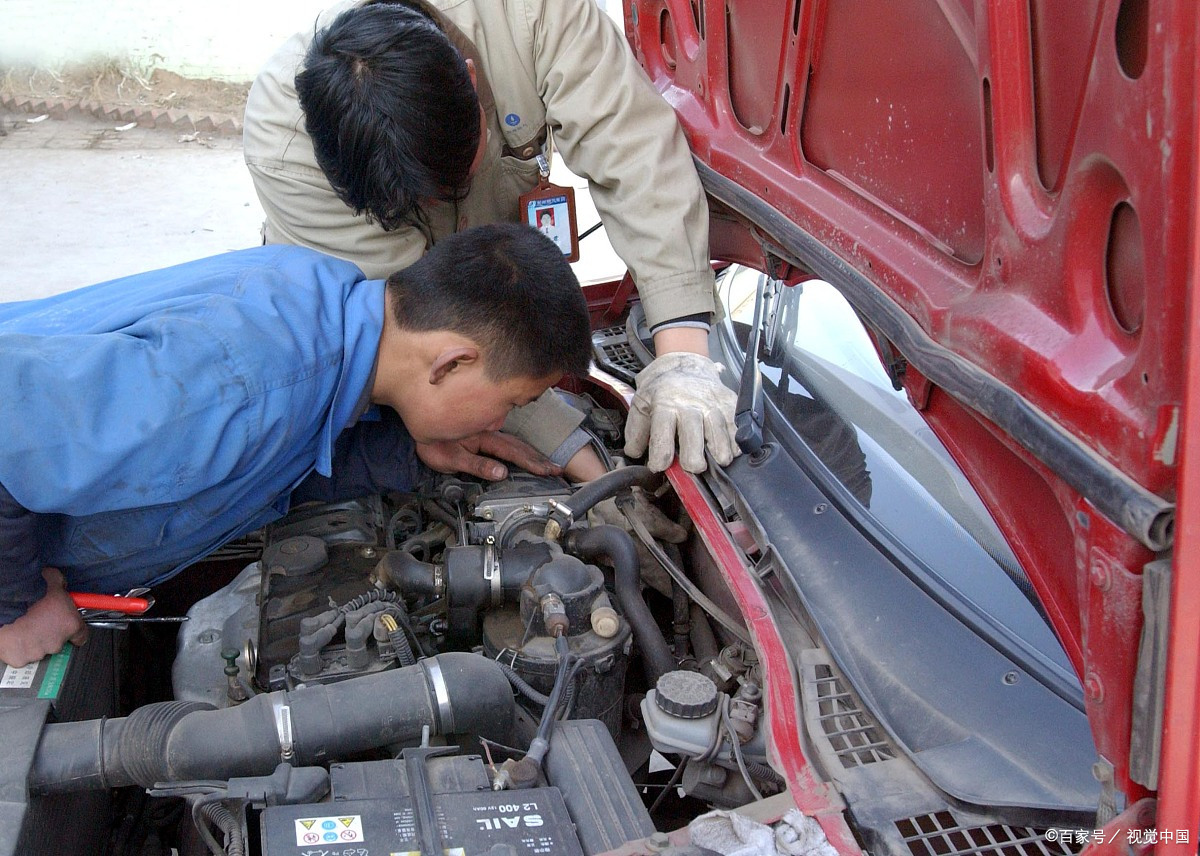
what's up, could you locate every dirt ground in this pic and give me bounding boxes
[1,62,249,119]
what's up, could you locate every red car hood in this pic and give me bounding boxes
[621,0,1200,836]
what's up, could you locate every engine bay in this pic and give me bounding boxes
[7,395,783,856]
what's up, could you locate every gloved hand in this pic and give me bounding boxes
[624,352,739,473]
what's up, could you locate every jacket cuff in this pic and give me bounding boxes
[637,270,718,331]
[503,389,586,459]
[548,427,594,468]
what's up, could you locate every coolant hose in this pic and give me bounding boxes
[564,524,675,682]
[690,602,720,664]
[562,465,656,521]
[543,466,657,540]
[28,652,515,794]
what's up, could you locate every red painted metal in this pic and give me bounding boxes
[1154,51,1200,852]
[622,0,1198,818]
[1081,798,1157,856]
[583,363,860,854]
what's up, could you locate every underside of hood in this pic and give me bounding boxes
[621,0,1198,815]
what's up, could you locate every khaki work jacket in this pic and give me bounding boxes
[244,0,717,455]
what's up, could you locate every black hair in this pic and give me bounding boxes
[387,224,593,381]
[296,2,481,231]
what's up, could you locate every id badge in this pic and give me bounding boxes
[519,155,580,262]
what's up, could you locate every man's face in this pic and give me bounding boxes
[397,363,559,444]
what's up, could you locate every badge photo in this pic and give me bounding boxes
[519,184,580,262]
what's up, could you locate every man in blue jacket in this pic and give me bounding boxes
[0,223,592,667]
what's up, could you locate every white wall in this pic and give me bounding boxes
[0,0,330,81]
[0,0,620,82]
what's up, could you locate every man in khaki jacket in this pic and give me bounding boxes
[244,0,737,478]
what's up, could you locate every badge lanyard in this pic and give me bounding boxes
[518,153,580,262]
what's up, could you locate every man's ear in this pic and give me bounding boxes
[465,58,478,90]
[429,346,480,385]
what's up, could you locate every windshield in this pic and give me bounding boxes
[716,264,1076,679]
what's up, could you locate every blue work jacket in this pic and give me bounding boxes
[0,246,416,622]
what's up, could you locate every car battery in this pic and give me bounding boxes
[260,755,586,856]
[0,632,119,856]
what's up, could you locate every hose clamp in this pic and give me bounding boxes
[482,538,502,607]
[271,697,295,762]
[421,658,455,735]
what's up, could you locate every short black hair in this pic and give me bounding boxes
[296,2,481,231]
[387,224,593,380]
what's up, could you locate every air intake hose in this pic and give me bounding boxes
[29,652,514,794]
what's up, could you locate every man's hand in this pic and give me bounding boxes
[624,352,739,473]
[0,568,88,668]
[416,431,562,481]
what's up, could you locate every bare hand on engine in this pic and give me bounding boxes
[415,431,562,481]
[624,351,739,473]
[0,567,89,668]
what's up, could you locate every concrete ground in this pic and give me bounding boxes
[0,109,624,303]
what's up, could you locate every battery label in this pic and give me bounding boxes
[1,663,37,689]
[37,645,73,698]
[265,789,583,856]
[295,815,365,847]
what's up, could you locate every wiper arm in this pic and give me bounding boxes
[734,273,769,455]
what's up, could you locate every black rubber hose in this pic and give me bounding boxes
[671,580,692,661]
[561,465,657,520]
[564,524,675,682]
[689,602,720,665]
[376,551,439,598]
[29,652,515,794]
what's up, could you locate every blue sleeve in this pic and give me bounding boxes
[0,481,46,626]
[290,407,430,506]
[0,296,333,517]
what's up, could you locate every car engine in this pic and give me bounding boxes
[17,409,779,856]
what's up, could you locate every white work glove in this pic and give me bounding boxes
[623,352,739,473]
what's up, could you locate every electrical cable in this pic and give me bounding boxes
[146,782,227,797]
[618,497,753,645]
[557,659,587,720]
[200,799,246,856]
[497,661,551,706]
[746,760,785,786]
[380,613,417,667]
[720,695,764,801]
[648,758,687,815]
[189,793,228,856]
[524,634,576,768]
[535,635,575,745]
